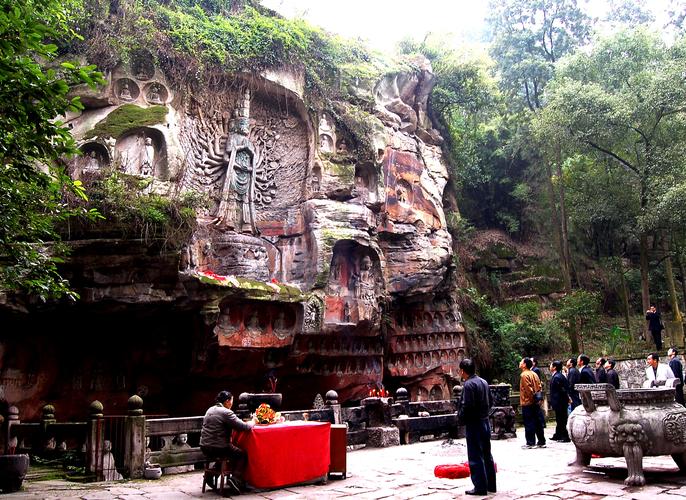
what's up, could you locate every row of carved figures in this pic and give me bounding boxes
[296,356,383,376]
[394,310,463,330]
[292,338,384,356]
[389,348,465,370]
[391,333,465,353]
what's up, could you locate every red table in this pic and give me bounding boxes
[233,421,331,489]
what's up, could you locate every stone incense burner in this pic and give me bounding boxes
[568,383,686,486]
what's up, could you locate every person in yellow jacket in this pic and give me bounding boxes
[519,357,546,449]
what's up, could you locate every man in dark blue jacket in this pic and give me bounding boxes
[458,358,496,496]
[604,358,620,389]
[668,348,685,406]
[595,357,608,384]
[549,360,571,442]
[578,354,597,384]
[566,358,581,409]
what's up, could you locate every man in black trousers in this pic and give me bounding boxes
[668,347,685,406]
[458,358,496,496]
[549,360,571,442]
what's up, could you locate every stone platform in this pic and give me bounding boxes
[8,427,686,499]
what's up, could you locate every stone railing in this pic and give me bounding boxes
[1,384,516,480]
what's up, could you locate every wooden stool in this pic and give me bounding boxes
[202,458,231,494]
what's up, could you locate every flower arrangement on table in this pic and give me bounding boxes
[254,403,282,424]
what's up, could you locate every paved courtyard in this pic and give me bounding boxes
[8,427,686,499]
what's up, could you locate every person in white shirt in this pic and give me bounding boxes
[643,352,677,388]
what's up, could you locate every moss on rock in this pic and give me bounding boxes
[85,105,168,139]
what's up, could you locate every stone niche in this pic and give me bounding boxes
[178,80,310,236]
[70,142,110,180]
[130,49,156,81]
[114,78,140,102]
[323,241,382,331]
[214,299,300,349]
[115,127,168,179]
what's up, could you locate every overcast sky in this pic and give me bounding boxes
[260,0,491,51]
[259,0,675,52]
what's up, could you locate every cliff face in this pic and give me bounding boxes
[1,49,465,416]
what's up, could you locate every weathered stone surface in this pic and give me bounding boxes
[1,57,463,416]
[366,426,400,448]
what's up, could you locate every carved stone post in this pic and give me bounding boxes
[395,387,410,416]
[40,404,56,452]
[86,401,104,481]
[236,392,250,420]
[124,395,146,479]
[325,390,342,424]
[6,406,19,454]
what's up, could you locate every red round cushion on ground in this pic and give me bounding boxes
[434,463,471,479]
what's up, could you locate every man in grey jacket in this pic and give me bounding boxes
[200,390,255,493]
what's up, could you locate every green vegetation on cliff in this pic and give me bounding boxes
[84,105,168,139]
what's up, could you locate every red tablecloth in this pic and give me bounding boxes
[233,421,331,489]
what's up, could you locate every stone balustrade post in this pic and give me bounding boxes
[325,390,342,424]
[6,406,19,454]
[86,400,104,481]
[394,387,410,415]
[124,395,146,479]
[40,404,56,452]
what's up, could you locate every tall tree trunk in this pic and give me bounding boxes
[555,144,573,291]
[543,159,577,352]
[676,244,686,316]
[618,257,632,337]
[663,234,684,345]
[640,233,651,340]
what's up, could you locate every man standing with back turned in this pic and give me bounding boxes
[519,357,546,449]
[668,348,685,405]
[458,358,497,496]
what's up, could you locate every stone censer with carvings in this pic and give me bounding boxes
[568,383,686,486]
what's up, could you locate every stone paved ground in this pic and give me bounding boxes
[8,427,686,499]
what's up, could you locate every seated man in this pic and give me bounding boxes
[200,390,255,493]
[643,352,677,388]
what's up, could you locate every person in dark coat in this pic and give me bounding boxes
[566,358,581,409]
[458,358,497,495]
[604,358,620,389]
[595,357,608,383]
[578,354,597,384]
[646,306,664,350]
[668,347,685,406]
[549,360,571,442]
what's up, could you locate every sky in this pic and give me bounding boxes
[259,0,676,52]
[260,0,491,51]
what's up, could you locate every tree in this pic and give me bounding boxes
[538,29,686,333]
[487,0,591,112]
[0,0,103,299]
[487,0,592,297]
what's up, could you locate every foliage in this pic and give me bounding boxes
[556,289,601,352]
[464,288,562,383]
[604,324,630,355]
[487,0,591,111]
[538,29,686,247]
[72,0,387,107]
[0,0,104,299]
[561,154,640,258]
[80,170,203,245]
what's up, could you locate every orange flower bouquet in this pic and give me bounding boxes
[254,403,281,424]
